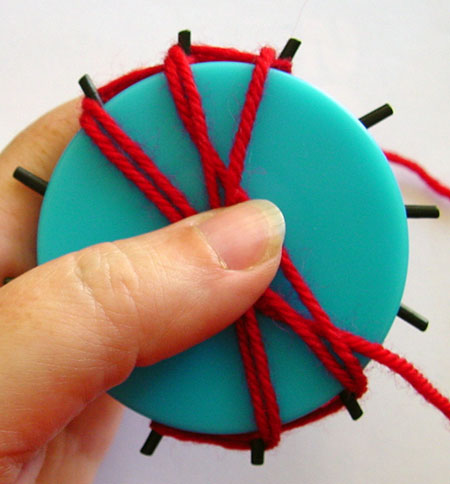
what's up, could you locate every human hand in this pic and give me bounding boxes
[0,100,285,483]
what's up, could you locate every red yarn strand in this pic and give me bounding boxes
[384,150,450,200]
[164,45,223,208]
[226,47,276,204]
[82,98,196,220]
[343,331,450,419]
[80,110,184,222]
[257,288,367,394]
[235,309,282,447]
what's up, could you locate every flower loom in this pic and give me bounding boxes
[11,31,450,465]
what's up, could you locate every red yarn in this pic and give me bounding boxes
[225,47,276,204]
[235,309,282,447]
[79,42,450,451]
[384,150,450,201]
[81,99,195,221]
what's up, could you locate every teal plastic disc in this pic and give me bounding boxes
[37,61,408,434]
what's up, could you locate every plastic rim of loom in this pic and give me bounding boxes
[37,61,408,435]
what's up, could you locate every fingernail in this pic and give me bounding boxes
[198,200,285,270]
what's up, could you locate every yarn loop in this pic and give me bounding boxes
[79,43,450,450]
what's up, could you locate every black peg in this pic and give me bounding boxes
[3,277,14,285]
[250,438,265,465]
[398,304,429,332]
[78,74,103,105]
[178,30,191,55]
[359,104,393,128]
[405,205,440,219]
[13,167,48,196]
[140,430,163,456]
[278,38,302,59]
[339,390,363,420]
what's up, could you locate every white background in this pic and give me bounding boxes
[1,1,449,483]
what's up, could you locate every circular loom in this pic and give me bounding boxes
[11,31,450,465]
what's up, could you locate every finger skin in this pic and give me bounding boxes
[0,99,84,483]
[0,99,284,484]
[0,99,81,277]
[0,201,283,471]
[34,396,124,484]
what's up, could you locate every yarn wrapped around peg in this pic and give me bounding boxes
[13,31,450,465]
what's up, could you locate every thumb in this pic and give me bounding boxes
[0,199,284,456]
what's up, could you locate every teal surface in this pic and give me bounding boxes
[37,62,409,434]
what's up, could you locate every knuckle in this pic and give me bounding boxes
[72,242,143,331]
